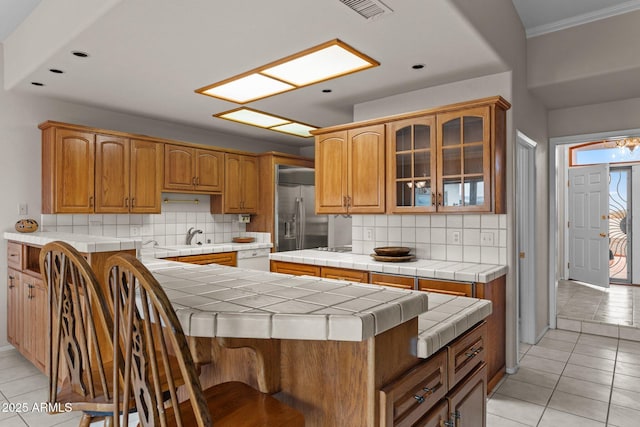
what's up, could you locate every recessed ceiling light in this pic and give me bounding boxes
[412,64,425,70]
[214,107,317,138]
[31,82,44,86]
[49,69,64,74]
[71,51,89,58]
[196,39,378,104]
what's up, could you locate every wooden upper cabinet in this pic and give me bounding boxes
[436,106,491,213]
[163,144,224,193]
[387,117,437,213]
[348,125,385,213]
[164,144,196,191]
[130,139,163,213]
[45,128,96,213]
[95,135,130,213]
[315,125,385,214]
[215,153,258,213]
[195,149,224,192]
[313,96,509,215]
[316,131,348,214]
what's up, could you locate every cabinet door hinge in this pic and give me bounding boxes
[567,262,570,269]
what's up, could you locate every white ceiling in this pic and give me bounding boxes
[1,0,638,147]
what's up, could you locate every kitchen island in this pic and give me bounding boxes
[141,257,492,426]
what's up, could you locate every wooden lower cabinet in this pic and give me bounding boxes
[370,272,415,290]
[270,260,321,277]
[6,269,21,347]
[418,278,474,297]
[6,241,135,374]
[321,266,369,283]
[177,252,237,267]
[379,321,487,427]
[21,275,47,372]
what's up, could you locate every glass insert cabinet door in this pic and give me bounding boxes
[387,117,437,212]
[436,106,491,212]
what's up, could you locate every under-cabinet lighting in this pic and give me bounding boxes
[215,107,317,138]
[196,39,378,103]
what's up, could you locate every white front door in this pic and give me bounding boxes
[568,164,610,288]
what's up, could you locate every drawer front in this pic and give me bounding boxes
[178,252,237,266]
[370,273,415,290]
[7,242,23,270]
[418,278,474,297]
[321,266,369,283]
[270,260,321,277]
[380,350,447,427]
[447,322,486,389]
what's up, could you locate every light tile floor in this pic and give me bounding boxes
[2,327,640,426]
[557,280,640,327]
[488,328,640,427]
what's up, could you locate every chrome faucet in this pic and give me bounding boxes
[186,227,203,245]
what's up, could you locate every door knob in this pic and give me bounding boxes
[599,233,607,237]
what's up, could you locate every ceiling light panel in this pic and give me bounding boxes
[196,39,378,103]
[214,108,317,138]
[262,44,375,86]
[202,74,294,104]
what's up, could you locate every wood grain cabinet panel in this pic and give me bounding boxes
[177,252,237,267]
[270,260,321,277]
[446,363,487,427]
[7,269,21,348]
[95,135,130,213]
[315,125,385,214]
[129,139,163,213]
[21,274,47,372]
[164,144,224,193]
[370,273,415,290]
[212,153,258,214]
[321,266,369,283]
[43,127,96,213]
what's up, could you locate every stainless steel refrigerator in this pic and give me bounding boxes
[275,165,328,251]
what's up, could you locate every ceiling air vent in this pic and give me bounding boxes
[338,0,393,20]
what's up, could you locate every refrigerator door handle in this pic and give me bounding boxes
[295,197,302,250]
[299,197,306,249]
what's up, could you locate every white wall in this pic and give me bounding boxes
[0,45,300,348]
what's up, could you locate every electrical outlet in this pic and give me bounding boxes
[452,231,461,244]
[18,203,28,215]
[130,226,140,236]
[365,228,373,241]
[481,232,494,246]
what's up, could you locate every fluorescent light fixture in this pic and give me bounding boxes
[196,39,378,103]
[202,74,294,104]
[215,108,317,138]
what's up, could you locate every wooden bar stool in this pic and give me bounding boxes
[105,253,305,427]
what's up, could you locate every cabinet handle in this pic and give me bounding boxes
[131,198,135,207]
[413,395,425,404]
[27,284,34,299]
[8,275,14,288]
[431,192,436,206]
[89,196,94,207]
[453,411,462,420]
[196,177,200,185]
[125,197,129,207]
[465,347,482,358]
[437,192,443,206]
[192,177,196,185]
[443,421,454,427]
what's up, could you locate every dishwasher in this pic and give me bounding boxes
[236,248,271,271]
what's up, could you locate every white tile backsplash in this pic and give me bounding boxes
[41,194,251,244]
[351,213,507,263]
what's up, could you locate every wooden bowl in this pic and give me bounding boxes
[373,246,411,256]
[232,237,255,243]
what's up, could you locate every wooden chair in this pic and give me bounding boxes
[105,253,305,427]
[40,241,117,427]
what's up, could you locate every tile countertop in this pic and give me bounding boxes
[270,249,507,283]
[141,257,429,342]
[4,231,141,252]
[140,242,272,258]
